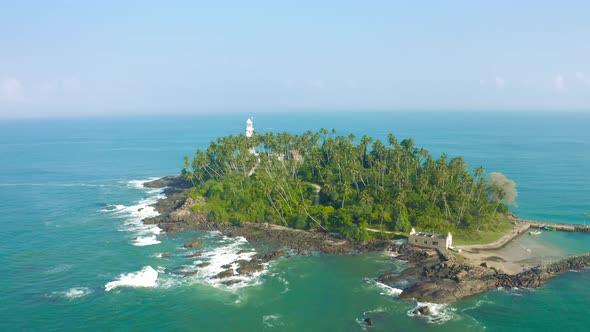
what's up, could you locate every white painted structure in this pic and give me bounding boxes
[245,118,258,156]
[246,118,254,138]
[408,227,453,250]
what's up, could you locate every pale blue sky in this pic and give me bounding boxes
[1,1,589,118]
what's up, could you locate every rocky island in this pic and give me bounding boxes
[142,123,590,306]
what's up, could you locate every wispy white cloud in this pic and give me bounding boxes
[0,78,24,100]
[576,72,590,87]
[38,77,81,99]
[554,74,566,92]
[495,77,505,89]
[0,76,84,105]
[308,79,326,90]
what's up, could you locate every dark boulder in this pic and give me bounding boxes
[252,251,286,262]
[222,280,241,286]
[183,241,204,249]
[419,306,430,315]
[143,175,191,189]
[180,271,199,277]
[364,317,374,326]
[216,269,235,279]
[412,306,430,316]
[236,260,265,275]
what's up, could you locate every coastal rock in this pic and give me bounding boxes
[160,253,172,258]
[216,269,235,279]
[183,241,204,249]
[222,280,241,286]
[185,252,202,258]
[180,271,199,277]
[380,247,502,303]
[144,175,191,190]
[413,306,430,316]
[364,317,374,326]
[399,260,499,303]
[379,247,590,304]
[197,262,211,268]
[252,251,286,262]
[172,265,188,272]
[236,260,265,275]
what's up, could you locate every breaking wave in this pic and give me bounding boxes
[180,235,269,290]
[407,301,456,324]
[132,235,162,246]
[105,266,159,292]
[372,280,403,297]
[102,179,164,246]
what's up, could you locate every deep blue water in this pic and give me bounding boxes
[1,111,590,331]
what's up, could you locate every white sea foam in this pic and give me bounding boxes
[44,264,73,275]
[462,299,494,312]
[102,179,165,246]
[105,266,159,291]
[133,235,162,246]
[181,235,268,290]
[355,318,369,332]
[51,287,93,299]
[362,307,386,315]
[262,314,284,328]
[276,274,290,293]
[64,287,93,299]
[100,204,126,212]
[373,281,403,297]
[127,178,159,190]
[407,301,456,324]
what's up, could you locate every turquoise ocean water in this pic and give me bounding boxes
[1,112,590,331]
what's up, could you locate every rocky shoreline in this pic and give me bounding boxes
[144,175,590,305]
[378,242,590,304]
[143,175,389,254]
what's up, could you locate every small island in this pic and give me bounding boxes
[144,119,590,306]
[181,118,515,242]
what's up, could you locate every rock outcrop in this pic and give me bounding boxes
[412,306,430,316]
[183,240,204,249]
[378,244,590,304]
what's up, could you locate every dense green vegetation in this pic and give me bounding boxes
[182,129,516,241]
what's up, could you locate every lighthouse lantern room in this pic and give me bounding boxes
[246,118,254,138]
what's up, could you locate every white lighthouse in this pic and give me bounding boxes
[245,118,254,138]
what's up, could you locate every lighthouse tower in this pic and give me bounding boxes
[245,118,254,138]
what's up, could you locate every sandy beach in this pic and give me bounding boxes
[459,228,568,274]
